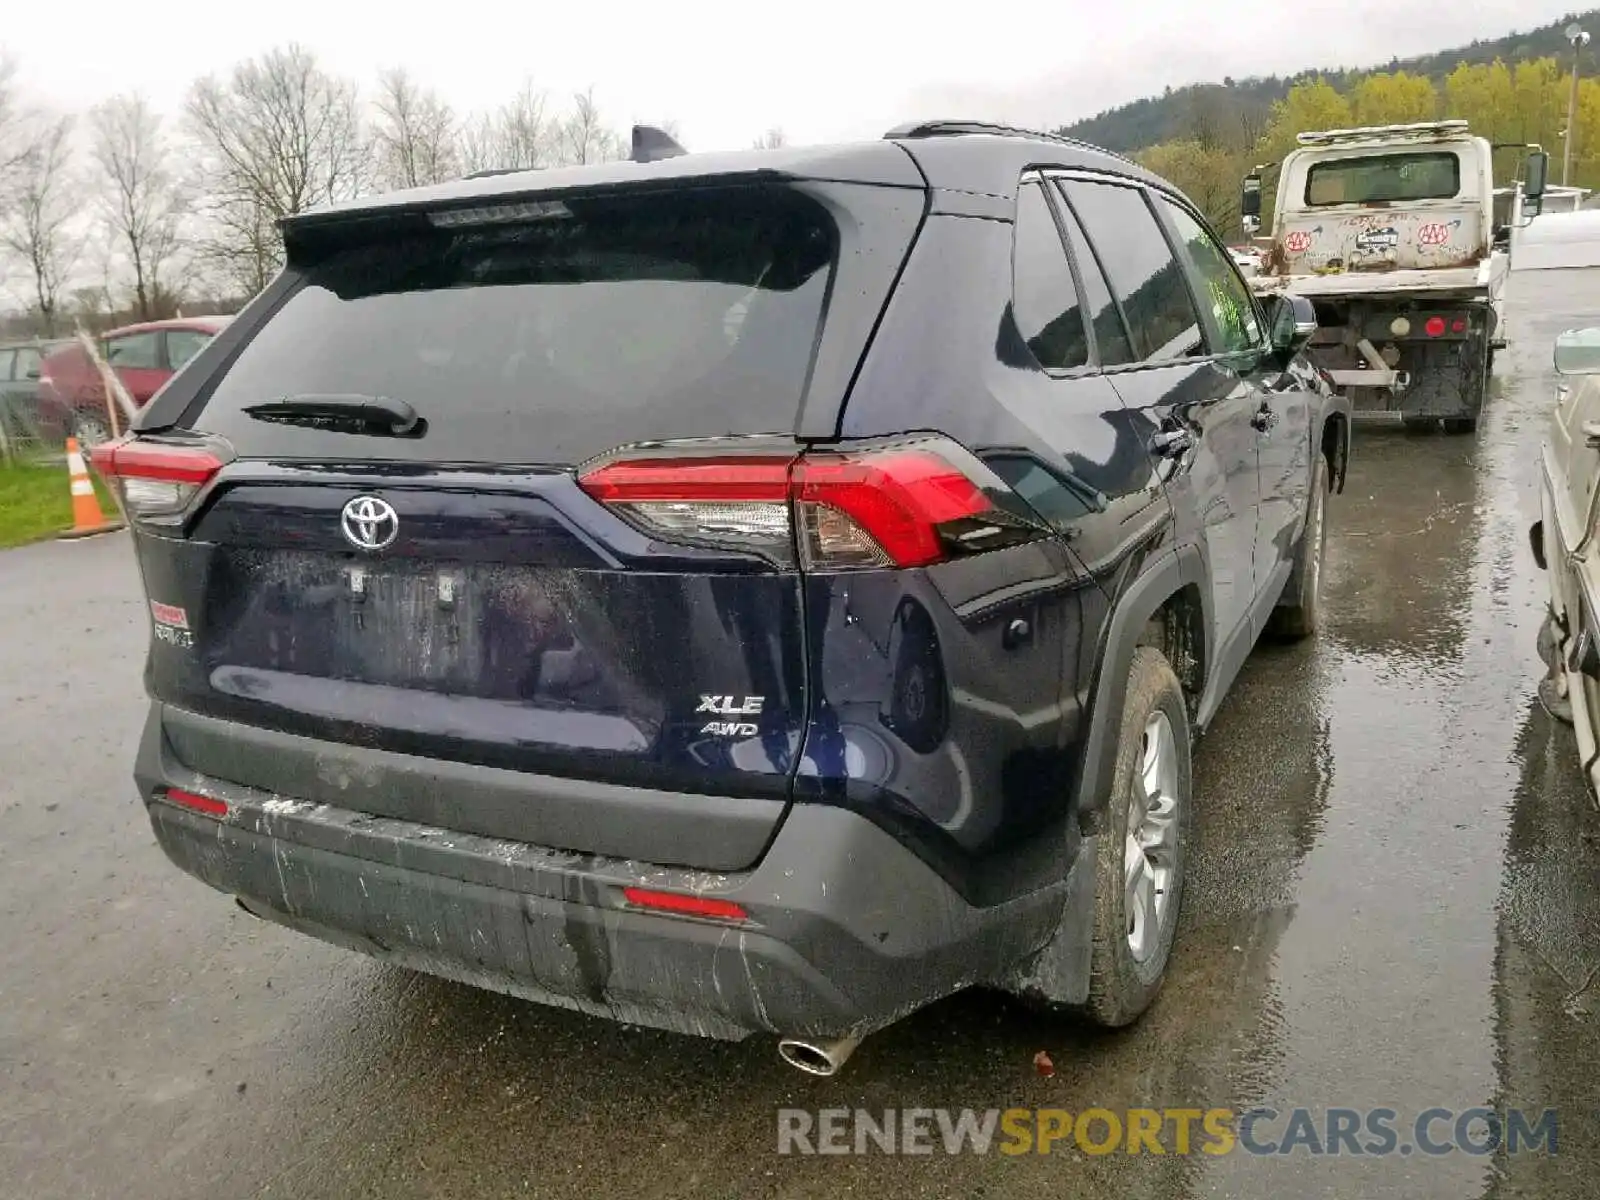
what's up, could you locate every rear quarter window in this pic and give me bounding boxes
[186,187,837,466]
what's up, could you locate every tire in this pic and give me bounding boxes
[71,412,112,449]
[1442,417,1478,435]
[1073,647,1193,1028]
[1268,453,1330,640]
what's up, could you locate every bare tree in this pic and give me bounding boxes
[1,114,81,334]
[752,127,787,150]
[0,55,30,178]
[89,94,182,320]
[555,88,624,166]
[460,82,551,174]
[185,44,367,295]
[373,68,460,189]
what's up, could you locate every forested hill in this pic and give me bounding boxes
[1058,10,1600,154]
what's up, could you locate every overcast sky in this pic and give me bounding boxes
[4,1,1593,149]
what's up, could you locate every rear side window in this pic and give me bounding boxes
[0,350,13,381]
[190,188,836,465]
[166,329,212,370]
[1051,190,1137,367]
[1059,181,1202,364]
[15,347,40,378]
[1012,182,1088,370]
[107,331,161,370]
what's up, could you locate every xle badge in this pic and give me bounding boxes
[698,695,765,737]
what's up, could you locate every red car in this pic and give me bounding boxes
[37,316,231,446]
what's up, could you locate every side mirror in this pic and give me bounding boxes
[1264,292,1317,363]
[1524,150,1550,218]
[1241,171,1263,236]
[1554,328,1600,375]
[1526,150,1549,200]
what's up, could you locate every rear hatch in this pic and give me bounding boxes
[111,177,925,870]
[1274,147,1488,275]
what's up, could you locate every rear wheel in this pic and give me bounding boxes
[1268,453,1329,640]
[1074,647,1192,1028]
[71,412,111,449]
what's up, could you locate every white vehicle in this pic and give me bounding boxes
[1527,210,1600,794]
[1242,120,1548,434]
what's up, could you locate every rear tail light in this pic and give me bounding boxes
[579,442,1037,569]
[1424,316,1447,337]
[90,439,223,518]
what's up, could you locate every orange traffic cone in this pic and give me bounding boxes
[58,437,125,540]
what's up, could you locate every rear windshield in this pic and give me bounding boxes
[1304,152,1461,206]
[189,187,835,465]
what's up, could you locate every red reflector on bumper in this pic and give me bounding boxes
[163,788,229,817]
[622,887,748,921]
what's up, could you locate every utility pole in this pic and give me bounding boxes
[1565,23,1591,186]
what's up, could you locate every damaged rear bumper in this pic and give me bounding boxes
[136,704,1069,1041]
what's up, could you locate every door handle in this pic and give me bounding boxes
[1251,403,1277,433]
[1151,427,1196,457]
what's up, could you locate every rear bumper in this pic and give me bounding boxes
[135,704,1071,1040]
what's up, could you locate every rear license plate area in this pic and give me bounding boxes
[338,562,485,688]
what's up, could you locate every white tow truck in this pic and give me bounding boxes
[1242,120,1549,433]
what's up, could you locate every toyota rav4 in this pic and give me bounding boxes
[97,121,1349,1076]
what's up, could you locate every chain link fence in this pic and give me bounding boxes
[0,332,133,466]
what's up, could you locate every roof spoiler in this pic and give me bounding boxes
[631,125,687,163]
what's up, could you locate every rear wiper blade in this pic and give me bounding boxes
[243,394,422,436]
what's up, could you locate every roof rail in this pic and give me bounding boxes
[883,119,1137,165]
[463,167,527,180]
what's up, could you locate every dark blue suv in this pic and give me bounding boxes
[98,121,1348,1076]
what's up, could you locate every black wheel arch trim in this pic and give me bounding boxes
[1071,544,1206,836]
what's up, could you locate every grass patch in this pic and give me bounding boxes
[0,458,119,549]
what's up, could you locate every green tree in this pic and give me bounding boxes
[1569,76,1600,188]
[1349,71,1438,125]
[1253,80,1354,228]
[1511,57,1566,148]
[1138,139,1247,235]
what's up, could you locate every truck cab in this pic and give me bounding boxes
[1244,121,1548,433]
[1267,122,1497,283]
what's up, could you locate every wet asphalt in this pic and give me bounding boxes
[4,278,1600,1199]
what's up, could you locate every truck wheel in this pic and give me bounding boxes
[1073,647,1192,1028]
[1443,417,1478,435]
[1268,454,1330,640]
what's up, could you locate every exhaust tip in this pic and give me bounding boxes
[778,1035,861,1077]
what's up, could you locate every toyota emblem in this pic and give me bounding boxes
[340,496,399,551]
